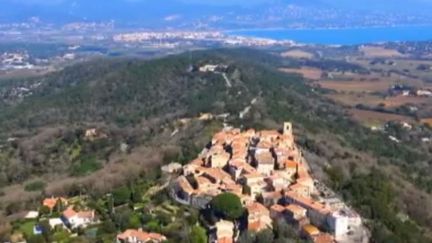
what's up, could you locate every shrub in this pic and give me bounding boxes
[71,155,101,176]
[112,186,132,206]
[24,180,46,192]
[210,192,244,220]
[190,225,207,243]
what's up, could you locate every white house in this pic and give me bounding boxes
[49,218,67,230]
[24,211,39,219]
[62,206,96,229]
[327,210,350,239]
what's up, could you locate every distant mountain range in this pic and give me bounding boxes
[1,0,432,28]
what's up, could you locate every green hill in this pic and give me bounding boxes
[0,48,431,242]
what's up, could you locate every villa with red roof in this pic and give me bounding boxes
[116,229,166,243]
[62,206,96,229]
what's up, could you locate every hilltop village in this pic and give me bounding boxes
[170,122,368,243]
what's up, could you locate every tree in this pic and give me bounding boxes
[238,230,256,243]
[39,220,53,242]
[190,225,207,243]
[131,189,143,203]
[39,206,51,216]
[99,221,116,234]
[186,210,199,225]
[112,186,132,206]
[27,235,46,243]
[210,193,244,220]
[54,199,66,213]
[273,219,297,240]
[255,229,274,243]
[128,213,142,228]
[325,165,345,190]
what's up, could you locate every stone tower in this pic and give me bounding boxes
[283,122,293,136]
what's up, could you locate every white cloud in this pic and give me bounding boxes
[164,14,182,21]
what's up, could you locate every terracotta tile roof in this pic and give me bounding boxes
[289,183,310,192]
[262,191,283,200]
[255,152,274,165]
[297,169,311,179]
[117,229,166,242]
[244,129,256,137]
[231,128,241,134]
[284,191,331,214]
[247,202,270,216]
[42,197,67,210]
[62,206,76,219]
[302,224,320,236]
[203,168,232,181]
[231,137,248,146]
[217,236,233,243]
[232,151,248,159]
[213,132,229,143]
[190,158,204,166]
[285,160,298,169]
[248,218,271,232]
[177,176,194,194]
[196,176,213,186]
[259,130,281,139]
[285,204,307,215]
[270,204,285,213]
[268,174,284,182]
[229,159,256,174]
[243,172,264,179]
[295,178,314,190]
[312,233,334,243]
[147,232,167,242]
[222,183,243,194]
[248,220,262,231]
[62,206,94,220]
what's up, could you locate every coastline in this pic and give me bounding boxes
[225,25,432,45]
[224,24,432,33]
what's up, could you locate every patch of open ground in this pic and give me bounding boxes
[0,69,53,81]
[349,108,414,126]
[281,49,314,59]
[360,46,405,58]
[382,96,430,107]
[324,93,384,106]
[317,79,393,93]
[420,118,432,127]
[280,67,323,80]
[326,93,431,108]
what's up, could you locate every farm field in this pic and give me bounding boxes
[280,67,323,80]
[360,45,405,58]
[349,108,414,127]
[317,79,394,92]
[381,96,431,108]
[421,118,432,126]
[326,92,432,108]
[324,93,384,106]
[281,49,314,59]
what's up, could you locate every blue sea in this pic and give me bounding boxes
[228,26,432,45]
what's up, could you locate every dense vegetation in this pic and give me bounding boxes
[210,193,244,220]
[0,48,431,242]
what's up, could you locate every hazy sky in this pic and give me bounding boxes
[4,0,432,9]
[2,0,432,23]
[6,0,430,6]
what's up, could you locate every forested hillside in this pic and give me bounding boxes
[0,49,431,242]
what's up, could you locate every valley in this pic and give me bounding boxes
[278,43,432,128]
